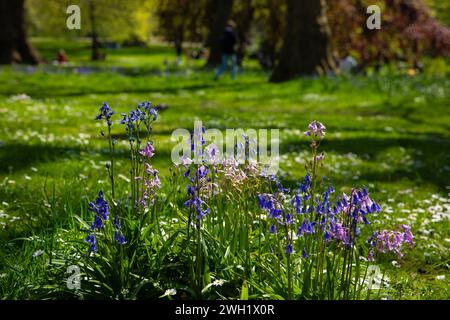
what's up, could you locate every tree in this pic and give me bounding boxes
[205,0,234,67]
[155,0,206,58]
[26,0,156,61]
[270,0,333,82]
[327,0,450,68]
[231,1,255,68]
[0,0,41,64]
[84,0,148,61]
[253,0,287,69]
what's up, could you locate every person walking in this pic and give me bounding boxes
[214,21,238,80]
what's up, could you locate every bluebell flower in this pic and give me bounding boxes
[149,108,158,120]
[184,166,211,221]
[285,243,294,254]
[88,191,110,229]
[257,194,268,209]
[299,173,311,193]
[298,219,316,236]
[363,187,368,197]
[95,103,114,127]
[343,196,348,207]
[269,208,282,219]
[291,193,302,214]
[302,248,309,259]
[286,214,294,225]
[85,234,97,253]
[91,215,104,230]
[269,224,277,234]
[114,214,121,230]
[115,231,127,245]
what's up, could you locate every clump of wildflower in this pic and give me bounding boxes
[285,243,294,254]
[184,165,211,221]
[222,158,248,185]
[204,143,221,165]
[139,142,161,208]
[190,126,206,161]
[257,193,283,220]
[85,191,127,252]
[244,160,260,178]
[140,142,155,158]
[304,120,326,139]
[88,191,110,230]
[141,163,161,207]
[95,103,115,127]
[114,215,127,245]
[85,234,97,253]
[367,224,414,261]
[314,152,325,162]
[298,219,316,236]
[121,101,158,138]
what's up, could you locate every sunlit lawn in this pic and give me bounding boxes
[0,38,449,298]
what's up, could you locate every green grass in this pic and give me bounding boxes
[0,38,449,299]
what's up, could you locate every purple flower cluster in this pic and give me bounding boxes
[85,191,109,252]
[120,101,158,134]
[114,215,127,245]
[255,120,415,265]
[140,142,155,158]
[190,126,206,161]
[304,120,326,139]
[85,234,97,253]
[367,225,414,260]
[88,191,110,230]
[258,173,385,255]
[257,193,283,219]
[95,103,115,127]
[85,191,126,252]
[184,165,211,221]
[319,187,381,246]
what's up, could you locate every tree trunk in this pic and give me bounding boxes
[270,0,333,82]
[174,27,184,57]
[234,2,255,67]
[88,0,102,61]
[0,0,40,65]
[205,0,234,67]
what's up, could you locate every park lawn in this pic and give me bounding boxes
[0,38,449,299]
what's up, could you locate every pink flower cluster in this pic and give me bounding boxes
[139,142,160,207]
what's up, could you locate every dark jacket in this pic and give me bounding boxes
[221,27,237,55]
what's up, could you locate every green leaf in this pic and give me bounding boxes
[240,280,248,300]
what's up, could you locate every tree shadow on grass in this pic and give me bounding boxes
[0,77,264,100]
[281,135,450,190]
[0,143,85,174]
[0,142,174,175]
[2,133,448,192]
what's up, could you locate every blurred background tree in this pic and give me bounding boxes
[252,0,286,70]
[0,0,448,81]
[270,0,334,82]
[327,0,450,70]
[204,0,235,67]
[26,0,156,60]
[0,0,41,64]
[155,0,206,60]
